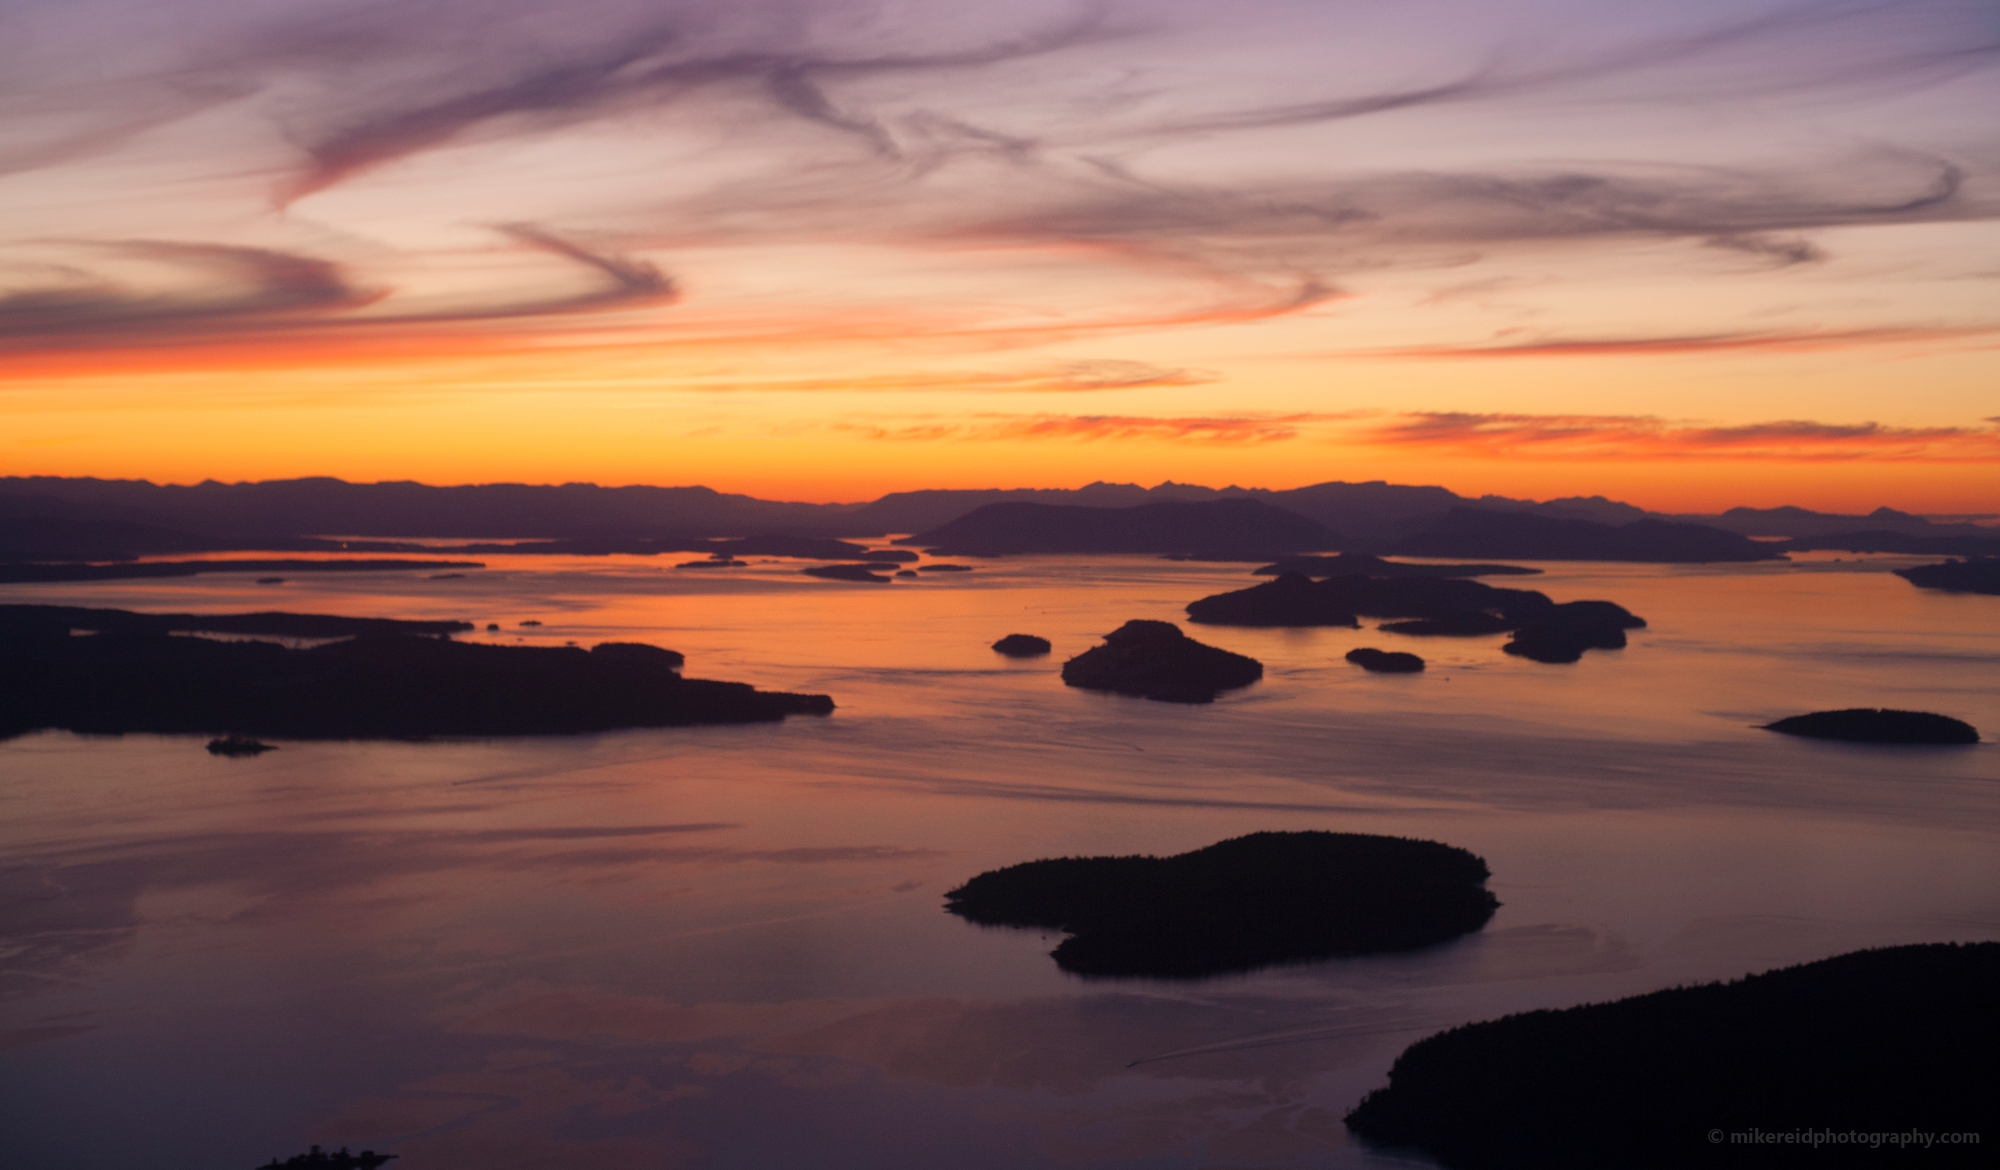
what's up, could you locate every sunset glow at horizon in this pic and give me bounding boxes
[4,0,1996,513]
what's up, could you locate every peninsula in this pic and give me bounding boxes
[0,606,832,740]
[1893,557,2000,595]
[1345,942,1998,1169]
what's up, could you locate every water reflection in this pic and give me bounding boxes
[2,554,1996,1167]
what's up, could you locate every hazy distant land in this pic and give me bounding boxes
[5,477,1995,568]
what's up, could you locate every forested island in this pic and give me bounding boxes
[1060,620,1263,703]
[1347,647,1425,673]
[946,831,1500,977]
[1345,942,1999,1169]
[0,605,832,740]
[1185,573,1645,664]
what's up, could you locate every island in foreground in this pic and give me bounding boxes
[0,605,832,740]
[945,830,1499,977]
[1345,942,1998,1169]
[1762,708,1979,745]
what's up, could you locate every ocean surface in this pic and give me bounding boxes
[4,550,1996,1168]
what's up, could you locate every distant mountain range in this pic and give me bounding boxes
[2,475,1993,563]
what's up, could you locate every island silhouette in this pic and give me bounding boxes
[1186,573,1644,664]
[1345,942,1999,1169]
[1347,647,1426,673]
[991,634,1052,657]
[945,831,1499,978]
[1060,620,1263,703]
[1763,709,1979,745]
[0,605,831,740]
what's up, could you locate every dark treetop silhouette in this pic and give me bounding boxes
[0,606,831,740]
[946,831,1500,978]
[256,1145,396,1169]
[1059,620,1263,703]
[1762,709,1979,745]
[1345,942,2000,1170]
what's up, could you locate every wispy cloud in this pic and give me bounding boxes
[0,225,674,351]
[837,411,1360,444]
[1366,324,2000,359]
[1367,412,2000,461]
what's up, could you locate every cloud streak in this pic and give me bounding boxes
[0,226,674,350]
[838,411,1361,444]
[1368,324,2000,359]
[1367,412,2000,462]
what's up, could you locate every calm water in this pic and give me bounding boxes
[3,552,1996,1168]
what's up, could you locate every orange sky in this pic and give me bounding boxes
[3,0,1996,514]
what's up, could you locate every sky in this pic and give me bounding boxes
[2,0,1996,511]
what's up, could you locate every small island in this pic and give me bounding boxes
[945,831,1500,977]
[1762,708,1979,745]
[1345,942,1998,1170]
[0,605,831,741]
[1893,557,2000,595]
[206,735,276,757]
[1347,647,1425,673]
[802,564,892,583]
[992,634,1052,657]
[1060,620,1262,703]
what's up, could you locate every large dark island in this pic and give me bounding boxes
[1186,573,1644,663]
[946,831,1500,977]
[1345,942,1999,1169]
[1060,620,1263,703]
[0,605,832,740]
